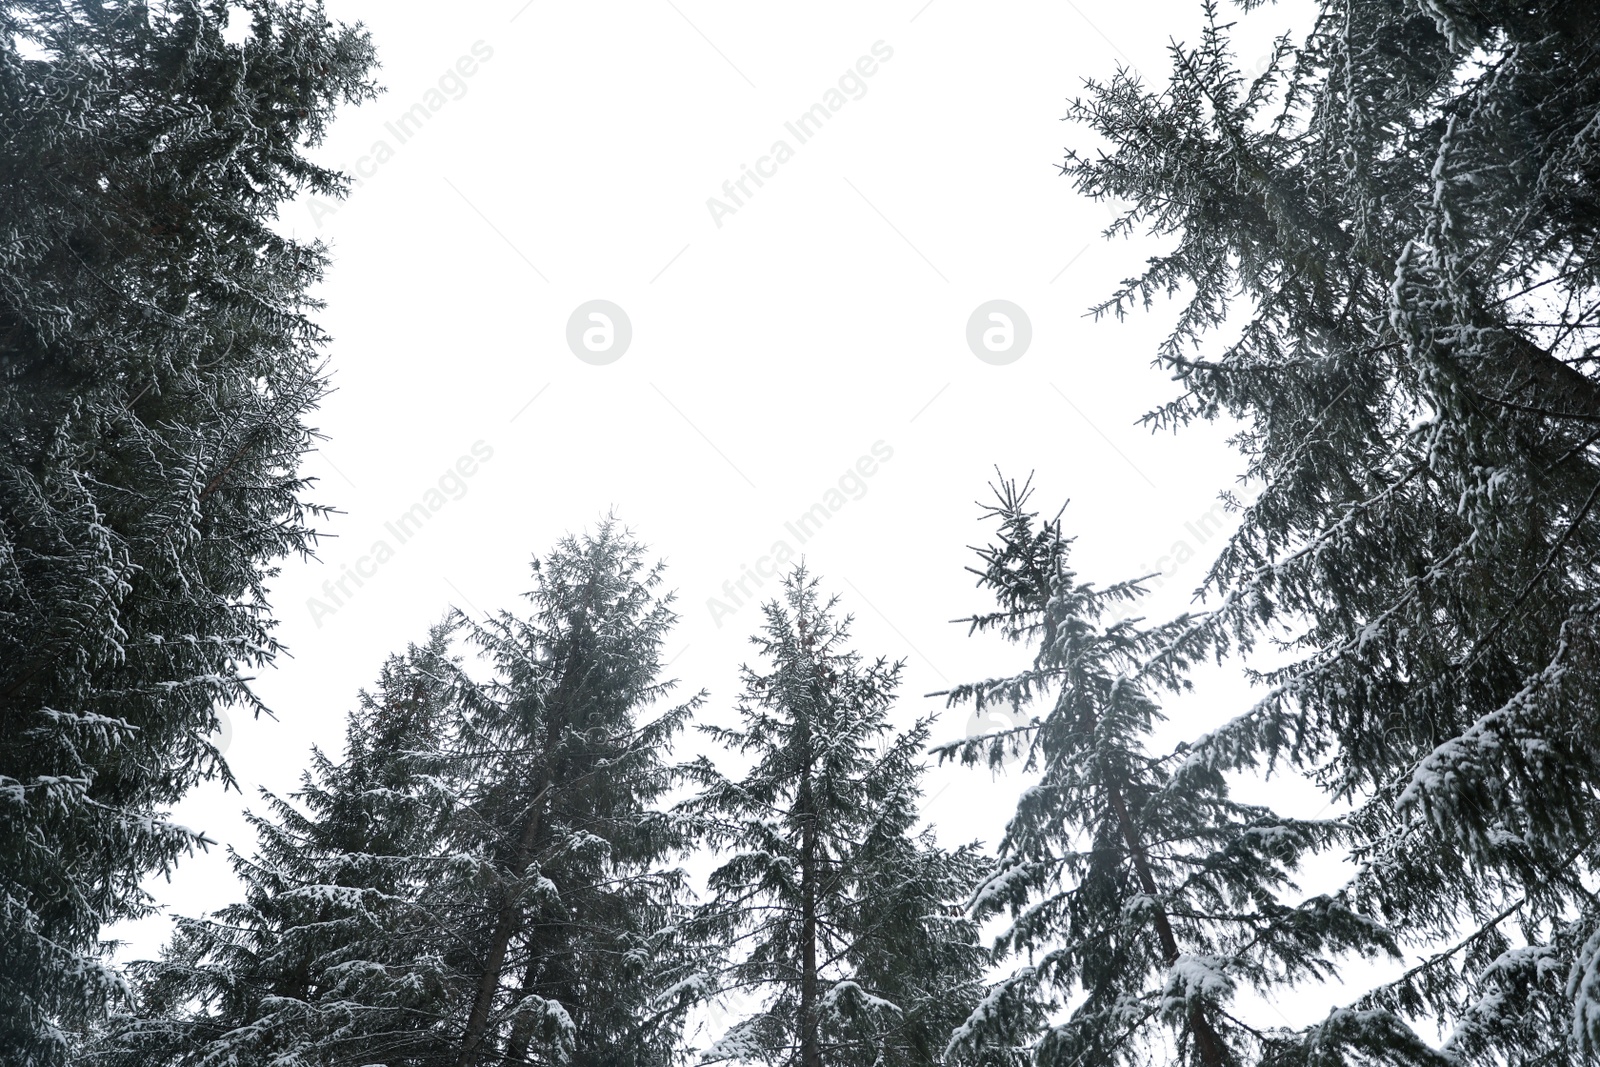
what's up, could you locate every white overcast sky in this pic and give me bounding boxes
[115,0,1382,1034]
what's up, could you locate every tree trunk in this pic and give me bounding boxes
[797,699,823,1067]
[799,767,822,1067]
[458,635,584,1066]
[454,792,548,1067]
[1106,778,1230,1067]
[1492,327,1600,423]
[499,949,545,1067]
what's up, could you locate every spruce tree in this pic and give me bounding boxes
[936,482,1408,1067]
[436,523,705,1067]
[1057,1,1600,1059]
[93,630,463,1066]
[0,3,374,1059]
[96,523,707,1067]
[684,567,990,1067]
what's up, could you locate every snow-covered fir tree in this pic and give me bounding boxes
[937,482,1403,1067]
[0,3,373,1060]
[92,523,705,1066]
[434,523,707,1067]
[1058,1,1600,1059]
[683,567,991,1067]
[91,629,462,1066]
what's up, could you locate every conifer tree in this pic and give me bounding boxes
[0,3,374,1058]
[1058,1,1600,1058]
[684,567,990,1067]
[938,482,1403,1067]
[93,630,463,1066]
[434,523,705,1067]
[96,523,706,1067]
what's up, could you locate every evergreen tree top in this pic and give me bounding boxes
[683,566,991,1067]
[939,481,1405,1067]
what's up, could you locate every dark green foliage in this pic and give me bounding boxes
[684,567,990,1067]
[0,2,374,1060]
[95,632,462,1066]
[938,482,1398,1067]
[1059,0,1600,1059]
[437,523,705,1067]
[94,524,704,1067]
